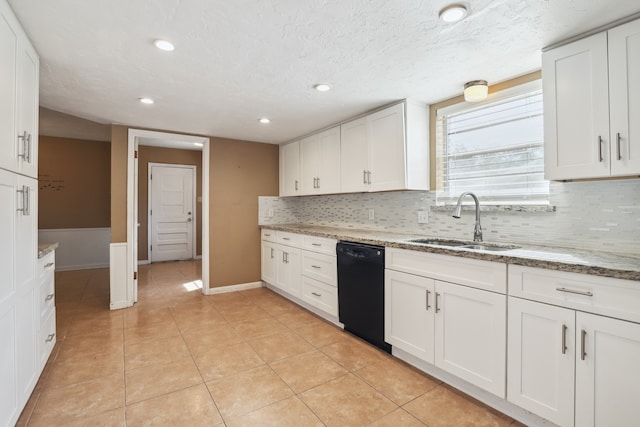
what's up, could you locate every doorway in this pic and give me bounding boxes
[122,129,210,310]
[148,163,196,263]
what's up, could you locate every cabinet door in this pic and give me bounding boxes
[368,103,406,192]
[0,169,18,427]
[261,241,277,285]
[317,126,341,194]
[434,281,506,397]
[507,297,575,427]
[0,7,18,174]
[279,141,300,196]
[543,32,610,180]
[340,117,369,192]
[576,312,640,427]
[609,18,640,176]
[15,176,37,293]
[275,247,301,297]
[385,269,435,363]
[16,40,38,178]
[299,134,319,195]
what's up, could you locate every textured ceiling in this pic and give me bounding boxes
[8,0,640,144]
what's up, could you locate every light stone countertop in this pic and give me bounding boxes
[38,242,59,259]
[261,224,640,281]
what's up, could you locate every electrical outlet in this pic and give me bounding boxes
[368,208,375,220]
[418,211,429,224]
[268,208,274,218]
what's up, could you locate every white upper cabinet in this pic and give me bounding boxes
[341,100,429,193]
[543,18,640,180]
[279,140,300,197]
[608,18,640,176]
[300,126,341,195]
[0,1,38,178]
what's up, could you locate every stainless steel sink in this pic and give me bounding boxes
[406,238,519,252]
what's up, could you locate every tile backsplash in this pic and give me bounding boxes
[259,179,640,254]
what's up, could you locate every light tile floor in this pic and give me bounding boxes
[17,260,524,426]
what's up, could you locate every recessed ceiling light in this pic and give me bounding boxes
[439,4,468,23]
[154,39,175,51]
[313,83,331,92]
[259,118,271,124]
[139,97,154,105]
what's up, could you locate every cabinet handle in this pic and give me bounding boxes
[311,243,322,247]
[285,252,289,263]
[311,265,321,269]
[295,180,299,191]
[363,170,367,184]
[561,324,567,354]
[45,293,54,302]
[264,233,271,237]
[16,185,30,216]
[555,287,593,297]
[580,329,587,360]
[282,252,286,263]
[316,177,320,188]
[311,292,322,297]
[616,132,622,160]
[46,333,56,343]
[282,237,290,241]
[44,262,54,269]
[435,292,441,313]
[270,248,274,259]
[367,170,372,185]
[425,289,431,310]
[598,136,604,162]
[18,131,31,162]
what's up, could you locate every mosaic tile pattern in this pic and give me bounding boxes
[259,179,640,254]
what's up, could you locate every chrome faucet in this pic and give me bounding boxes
[453,192,483,242]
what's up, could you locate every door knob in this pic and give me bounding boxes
[187,218,192,222]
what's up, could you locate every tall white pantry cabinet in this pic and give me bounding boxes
[1,1,41,426]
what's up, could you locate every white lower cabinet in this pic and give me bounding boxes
[261,230,337,319]
[507,297,575,427]
[385,263,507,398]
[575,312,640,427]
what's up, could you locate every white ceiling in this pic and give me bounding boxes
[8,0,640,145]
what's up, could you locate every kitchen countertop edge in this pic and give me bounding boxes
[38,242,59,259]
[261,224,640,282]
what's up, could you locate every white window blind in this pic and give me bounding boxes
[435,82,549,205]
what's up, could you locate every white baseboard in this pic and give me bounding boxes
[195,255,202,260]
[138,260,150,265]
[207,281,263,295]
[56,263,110,272]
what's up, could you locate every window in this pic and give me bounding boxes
[435,81,549,205]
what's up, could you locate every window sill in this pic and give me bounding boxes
[431,204,557,213]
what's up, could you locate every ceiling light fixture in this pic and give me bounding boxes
[313,83,331,92]
[439,4,468,23]
[463,80,489,102]
[259,117,271,124]
[154,39,175,51]
[139,97,155,105]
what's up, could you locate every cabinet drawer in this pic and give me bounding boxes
[38,307,56,371]
[39,271,55,320]
[301,251,337,286]
[38,251,55,279]
[275,231,302,247]
[302,235,337,256]
[300,276,338,316]
[261,229,276,242]
[386,248,507,294]
[509,265,640,323]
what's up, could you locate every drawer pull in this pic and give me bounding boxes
[311,243,322,247]
[45,333,56,343]
[425,289,431,310]
[311,292,322,297]
[555,287,593,297]
[311,265,321,269]
[581,329,587,360]
[45,293,54,301]
[435,292,441,313]
[44,262,54,268]
[561,324,567,354]
[264,233,271,237]
[282,237,291,241]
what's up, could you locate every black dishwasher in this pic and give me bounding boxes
[337,241,391,353]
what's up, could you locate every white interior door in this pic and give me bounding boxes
[149,164,195,262]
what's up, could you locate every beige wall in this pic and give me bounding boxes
[109,126,279,288]
[138,146,203,260]
[38,136,110,229]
